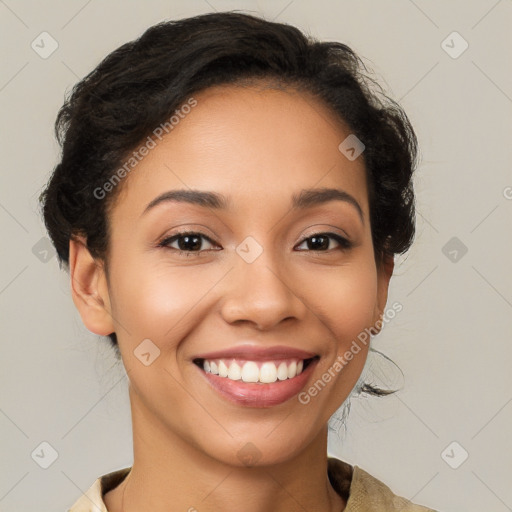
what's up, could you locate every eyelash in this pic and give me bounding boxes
[157,230,352,256]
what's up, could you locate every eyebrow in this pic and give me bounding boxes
[141,187,364,223]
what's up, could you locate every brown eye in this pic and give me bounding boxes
[296,233,352,252]
[158,231,218,254]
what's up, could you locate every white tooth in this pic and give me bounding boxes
[203,360,210,373]
[296,360,304,375]
[210,361,219,374]
[227,361,242,380]
[241,361,260,382]
[218,360,228,377]
[260,362,278,383]
[277,361,289,380]
[287,361,297,378]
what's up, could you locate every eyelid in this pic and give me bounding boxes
[300,224,351,240]
[157,230,218,249]
[158,229,353,254]
[296,232,352,251]
[298,226,352,250]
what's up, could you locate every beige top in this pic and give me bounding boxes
[68,457,438,511]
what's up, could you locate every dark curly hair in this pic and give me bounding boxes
[38,11,418,397]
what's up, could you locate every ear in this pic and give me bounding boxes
[372,253,395,333]
[68,235,115,336]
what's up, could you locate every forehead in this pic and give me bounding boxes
[108,83,368,223]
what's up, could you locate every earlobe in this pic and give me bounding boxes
[68,235,115,336]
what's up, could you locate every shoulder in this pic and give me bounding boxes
[348,465,438,511]
[67,467,131,512]
[328,457,439,511]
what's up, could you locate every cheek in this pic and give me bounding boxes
[109,256,219,349]
[309,260,378,392]
[337,272,378,346]
[310,260,379,343]
[109,264,207,403]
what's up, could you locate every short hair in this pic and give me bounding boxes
[39,11,418,397]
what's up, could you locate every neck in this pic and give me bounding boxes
[109,385,346,512]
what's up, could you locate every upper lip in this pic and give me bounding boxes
[193,344,317,361]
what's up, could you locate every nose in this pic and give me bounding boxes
[219,251,307,330]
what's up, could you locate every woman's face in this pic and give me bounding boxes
[71,83,393,466]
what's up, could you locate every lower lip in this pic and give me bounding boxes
[195,358,319,408]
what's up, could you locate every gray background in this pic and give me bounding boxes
[1,1,511,511]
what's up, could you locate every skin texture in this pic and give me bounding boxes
[69,83,394,512]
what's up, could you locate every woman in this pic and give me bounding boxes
[39,11,438,512]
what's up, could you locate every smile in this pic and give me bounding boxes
[193,356,320,407]
[195,357,318,384]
